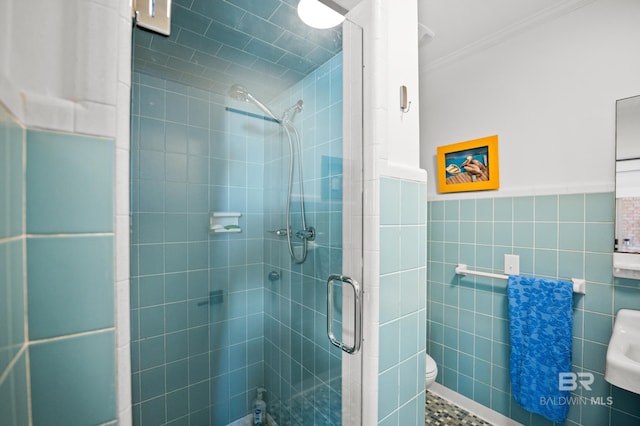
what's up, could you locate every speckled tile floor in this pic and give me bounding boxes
[425,392,494,426]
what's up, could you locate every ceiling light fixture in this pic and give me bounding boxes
[297,0,346,29]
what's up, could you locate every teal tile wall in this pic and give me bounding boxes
[0,352,28,425]
[0,105,28,425]
[132,50,343,425]
[131,72,268,425]
[1,104,118,424]
[26,129,117,424]
[379,177,428,425]
[30,331,116,424]
[427,193,640,426]
[27,236,114,339]
[26,130,114,233]
[262,52,344,426]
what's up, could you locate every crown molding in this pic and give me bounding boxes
[420,0,597,73]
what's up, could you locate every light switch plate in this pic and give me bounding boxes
[504,254,520,275]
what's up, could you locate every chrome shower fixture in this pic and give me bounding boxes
[282,100,304,122]
[228,84,280,122]
[227,84,310,263]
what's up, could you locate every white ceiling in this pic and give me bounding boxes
[334,0,594,69]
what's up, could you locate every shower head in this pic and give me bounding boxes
[282,100,304,123]
[228,84,250,102]
[228,84,279,122]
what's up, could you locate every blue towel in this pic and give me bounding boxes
[507,275,573,423]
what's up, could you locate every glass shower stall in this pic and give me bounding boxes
[129,1,363,424]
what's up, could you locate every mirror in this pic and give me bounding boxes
[614,95,640,279]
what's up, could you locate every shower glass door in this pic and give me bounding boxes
[130,1,363,425]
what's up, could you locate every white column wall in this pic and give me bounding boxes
[349,0,426,424]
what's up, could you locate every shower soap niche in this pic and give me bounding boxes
[209,212,241,233]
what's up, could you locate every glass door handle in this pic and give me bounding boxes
[327,274,362,354]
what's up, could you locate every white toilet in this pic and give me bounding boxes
[425,354,438,389]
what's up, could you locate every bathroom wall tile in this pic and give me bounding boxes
[493,222,512,247]
[140,118,166,154]
[166,332,188,364]
[27,236,114,339]
[139,336,165,370]
[535,222,558,249]
[444,200,460,221]
[0,113,24,238]
[380,227,401,274]
[378,366,400,419]
[475,244,493,269]
[583,311,612,345]
[139,85,165,119]
[138,213,164,244]
[431,201,445,221]
[559,223,585,251]
[559,193,585,222]
[167,387,189,421]
[585,253,613,284]
[165,122,188,154]
[26,130,114,233]
[0,240,25,374]
[427,191,636,425]
[139,179,165,212]
[379,321,400,372]
[401,181,420,225]
[445,221,460,243]
[139,306,165,338]
[30,331,116,425]
[399,313,419,361]
[513,222,534,248]
[513,196,534,222]
[494,197,513,221]
[476,222,493,245]
[476,199,493,221]
[138,244,165,276]
[140,365,166,402]
[558,251,584,280]
[380,178,401,225]
[535,195,558,222]
[585,193,614,222]
[534,249,557,277]
[585,223,614,253]
[0,350,29,425]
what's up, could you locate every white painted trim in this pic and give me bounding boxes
[430,383,524,426]
[379,160,428,183]
[427,181,614,202]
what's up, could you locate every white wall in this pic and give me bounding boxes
[420,0,640,199]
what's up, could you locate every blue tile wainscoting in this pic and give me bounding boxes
[130,51,343,425]
[427,193,640,426]
[0,104,28,425]
[0,104,118,424]
[379,176,428,426]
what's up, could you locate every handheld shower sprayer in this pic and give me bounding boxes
[282,100,304,122]
[228,84,280,122]
[227,84,310,263]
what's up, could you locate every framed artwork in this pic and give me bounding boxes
[436,135,500,193]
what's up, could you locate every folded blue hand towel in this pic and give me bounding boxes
[508,275,573,423]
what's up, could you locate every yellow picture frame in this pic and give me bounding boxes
[437,135,500,193]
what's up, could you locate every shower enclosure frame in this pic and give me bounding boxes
[128,10,365,425]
